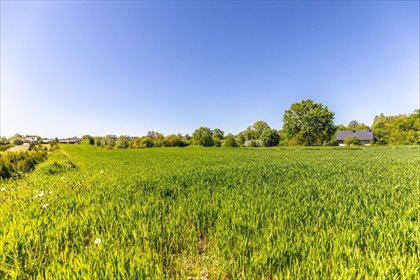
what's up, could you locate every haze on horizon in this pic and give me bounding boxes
[1,1,419,138]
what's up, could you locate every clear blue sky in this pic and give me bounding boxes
[1,1,419,138]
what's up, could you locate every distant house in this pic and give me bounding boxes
[26,136,38,144]
[243,140,263,147]
[335,130,374,146]
[59,139,79,144]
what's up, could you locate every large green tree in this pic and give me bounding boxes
[252,121,271,139]
[116,135,130,149]
[192,127,214,147]
[283,99,335,145]
[239,121,271,141]
[372,110,420,145]
[81,135,94,145]
[222,133,237,147]
[261,129,280,147]
[212,128,224,147]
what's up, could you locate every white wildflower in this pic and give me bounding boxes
[100,170,104,174]
[39,191,45,197]
[1,187,6,192]
[42,203,49,209]
[61,176,66,180]
[94,238,102,244]
[34,194,39,199]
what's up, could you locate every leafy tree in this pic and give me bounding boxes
[283,99,335,146]
[94,137,103,147]
[165,134,187,147]
[347,120,370,130]
[140,137,154,148]
[236,133,246,145]
[183,134,192,146]
[239,121,272,141]
[252,121,271,139]
[116,135,130,149]
[146,131,165,147]
[212,128,224,147]
[8,134,25,145]
[129,138,142,149]
[222,134,237,147]
[192,127,214,147]
[372,111,420,145]
[81,135,94,145]
[104,135,117,147]
[0,137,8,145]
[335,124,347,131]
[243,126,253,140]
[261,129,280,147]
[13,138,24,145]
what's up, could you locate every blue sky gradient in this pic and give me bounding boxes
[1,1,419,138]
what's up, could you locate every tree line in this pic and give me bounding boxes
[78,100,419,148]
[2,99,419,148]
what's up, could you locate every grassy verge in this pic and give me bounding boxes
[35,149,77,175]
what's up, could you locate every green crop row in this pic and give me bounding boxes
[0,146,419,279]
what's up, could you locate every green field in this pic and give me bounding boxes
[0,146,419,279]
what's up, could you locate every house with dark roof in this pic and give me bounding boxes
[335,129,374,146]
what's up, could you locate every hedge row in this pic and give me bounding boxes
[0,150,48,179]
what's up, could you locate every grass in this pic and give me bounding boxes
[0,145,419,279]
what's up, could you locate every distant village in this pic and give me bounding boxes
[1,135,79,147]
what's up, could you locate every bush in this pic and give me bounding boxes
[165,135,187,147]
[323,139,339,146]
[0,144,13,151]
[49,141,60,151]
[248,140,262,147]
[0,150,48,179]
[41,160,76,175]
[36,150,77,175]
[261,129,280,147]
[344,136,363,146]
[222,134,238,147]
[0,160,12,178]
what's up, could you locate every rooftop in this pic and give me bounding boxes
[335,130,374,141]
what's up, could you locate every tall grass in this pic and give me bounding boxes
[0,150,48,179]
[0,146,419,278]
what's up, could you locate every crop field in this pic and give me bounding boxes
[0,145,419,279]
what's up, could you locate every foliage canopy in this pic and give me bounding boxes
[283,99,335,146]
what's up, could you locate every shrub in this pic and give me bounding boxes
[0,144,13,151]
[222,134,238,147]
[248,140,262,147]
[0,150,48,179]
[261,129,280,147]
[344,136,363,146]
[41,160,76,175]
[36,150,77,175]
